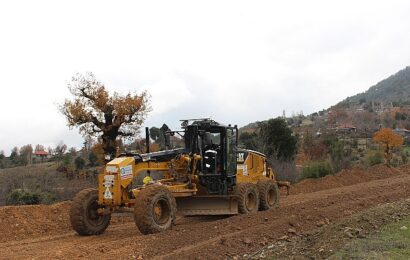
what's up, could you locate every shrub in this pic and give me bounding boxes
[40,191,57,205]
[74,156,86,170]
[5,189,57,205]
[402,152,409,165]
[6,189,42,205]
[301,161,333,179]
[88,152,99,166]
[366,151,383,166]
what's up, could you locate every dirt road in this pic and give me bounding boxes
[1,165,410,259]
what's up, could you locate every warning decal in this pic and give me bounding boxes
[104,187,112,199]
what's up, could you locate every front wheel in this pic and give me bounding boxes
[133,185,177,235]
[70,189,111,236]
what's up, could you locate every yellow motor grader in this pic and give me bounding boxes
[70,119,282,235]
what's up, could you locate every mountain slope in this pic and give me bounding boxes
[341,66,410,105]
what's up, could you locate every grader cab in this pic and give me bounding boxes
[70,119,281,235]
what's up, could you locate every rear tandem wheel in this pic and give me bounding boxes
[235,183,260,214]
[257,180,279,210]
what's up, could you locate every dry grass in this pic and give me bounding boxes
[0,162,96,205]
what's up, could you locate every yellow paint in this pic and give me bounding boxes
[236,151,276,184]
[98,149,275,208]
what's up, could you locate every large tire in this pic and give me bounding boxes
[235,183,259,214]
[70,188,111,236]
[257,180,280,210]
[134,185,177,235]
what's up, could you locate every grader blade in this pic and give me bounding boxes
[176,196,238,216]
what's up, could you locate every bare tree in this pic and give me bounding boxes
[60,72,151,157]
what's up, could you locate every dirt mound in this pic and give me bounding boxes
[0,201,72,242]
[291,164,401,195]
[397,164,410,174]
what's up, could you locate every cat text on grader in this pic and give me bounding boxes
[70,119,286,235]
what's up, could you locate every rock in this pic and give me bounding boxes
[287,228,297,234]
[220,237,227,245]
[288,221,296,227]
[400,226,408,230]
[243,238,252,245]
[316,221,325,227]
[278,235,288,240]
[264,217,269,221]
[345,232,354,238]
[353,228,362,235]
[260,241,267,246]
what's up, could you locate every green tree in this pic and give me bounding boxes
[74,156,86,170]
[88,151,98,166]
[258,118,297,160]
[239,132,258,150]
[62,153,72,166]
[149,126,161,142]
[10,147,19,165]
[0,150,5,169]
[149,124,170,149]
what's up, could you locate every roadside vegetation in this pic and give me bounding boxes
[332,213,410,259]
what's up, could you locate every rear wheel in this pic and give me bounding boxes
[235,183,259,214]
[257,180,280,210]
[70,188,111,236]
[134,185,177,234]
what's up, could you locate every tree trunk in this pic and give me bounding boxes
[101,132,118,159]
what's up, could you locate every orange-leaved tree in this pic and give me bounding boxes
[60,72,151,158]
[373,128,403,166]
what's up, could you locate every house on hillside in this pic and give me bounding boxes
[394,128,410,137]
[33,150,51,161]
[331,124,357,133]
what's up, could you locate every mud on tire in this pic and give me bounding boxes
[235,183,259,214]
[70,188,111,236]
[257,180,279,210]
[133,185,177,235]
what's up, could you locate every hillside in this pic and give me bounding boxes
[341,66,410,106]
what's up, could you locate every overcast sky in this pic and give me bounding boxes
[1,0,410,155]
